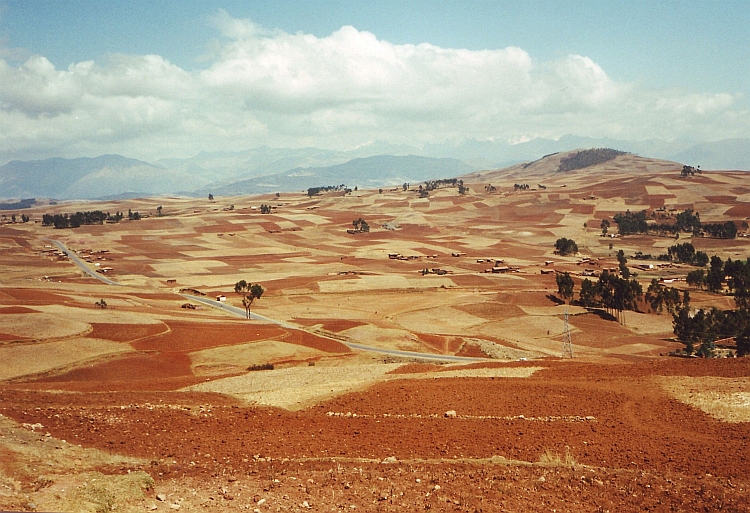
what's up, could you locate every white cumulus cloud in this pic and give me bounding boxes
[0,13,746,162]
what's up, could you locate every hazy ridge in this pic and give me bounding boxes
[0,137,747,201]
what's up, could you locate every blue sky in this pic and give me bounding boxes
[0,1,747,161]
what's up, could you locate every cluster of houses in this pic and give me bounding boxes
[388,253,439,260]
[421,268,452,275]
[76,248,114,274]
[39,246,68,261]
[477,257,519,274]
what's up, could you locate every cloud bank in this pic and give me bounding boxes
[0,11,746,162]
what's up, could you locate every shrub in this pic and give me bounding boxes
[247,363,274,371]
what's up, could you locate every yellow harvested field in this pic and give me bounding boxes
[0,312,90,340]
[0,338,132,380]
[190,340,327,374]
[659,377,750,423]
[184,363,404,410]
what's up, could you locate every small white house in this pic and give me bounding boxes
[216,295,226,302]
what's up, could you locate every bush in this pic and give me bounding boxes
[247,363,274,371]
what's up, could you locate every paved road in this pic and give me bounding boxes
[184,295,487,363]
[51,238,488,363]
[47,239,121,286]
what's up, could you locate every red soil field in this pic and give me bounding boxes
[32,351,194,385]
[131,320,288,352]
[0,288,71,304]
[0,332,29,341]
[455,341,487,358]
[725,203,750,217]
[0,306,38,314]
[129,293,185,300]
[4,359,750,485]
[416,333,464,353]
[291,318,365,332]
[88,322,169,343]
[279,329,351,353]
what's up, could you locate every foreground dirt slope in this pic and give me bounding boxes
[2,359,750,512]
[1,164,749,511]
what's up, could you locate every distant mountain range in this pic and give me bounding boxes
[0,137,747,200]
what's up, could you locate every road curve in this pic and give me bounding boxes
[183,295,487,363]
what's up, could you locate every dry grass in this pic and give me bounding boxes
[0,414,149,512]
[32,471,154,513]
[538,447,577,467]
[658,376,750,423]
[0,338,132,380]
[183,362,404,410]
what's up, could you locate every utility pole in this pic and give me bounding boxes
[562,309,574,358]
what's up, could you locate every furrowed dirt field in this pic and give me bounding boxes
[1,159,749,511]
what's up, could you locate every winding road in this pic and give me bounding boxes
[51,239,488,363]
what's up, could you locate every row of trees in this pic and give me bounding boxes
[686,256,750,294]
[3,213,30,223]
[667,242,708,266]
[556,270,644,323]
[555,256,750,355]
[42,210,124,228]
[674,257,750,356]
[308,184,350,197]
[612,209,738,239]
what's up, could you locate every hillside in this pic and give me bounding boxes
[194,155,475,196]
[463,149,683,183]
[0,155,212,200]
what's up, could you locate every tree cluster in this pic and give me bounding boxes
[513,183,530,191]
[42,210,123,229]
[259,204,272,214]
[645,279,683,314]
[680,165,701,177]
[307,184,349,197]
[557,270,644,323]
[578,271,643,323]
[673,258,750,356]
[686,255,748,294]
[422,178,462,191]
[701,221,738,239]
[613,208,737,239]
[554,238,578,256]
[0,198,36,210]
[667,242,708,266]
[612,210,648,235]
[557,148,627,173]
[351,218,370,233]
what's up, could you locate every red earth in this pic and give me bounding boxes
[2,358,750,511]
